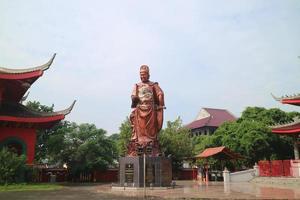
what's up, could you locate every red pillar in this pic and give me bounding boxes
[205,165,209,182]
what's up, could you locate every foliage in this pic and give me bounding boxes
[26,101,118,177]
[26,101,54,113]
[25,101,55,162]
[193,135,218,155]
[159,117,193,169]
[0,148,27,184]
[47,123,118,176]
[108,133,120,141]
[238,107,296,125]
[238,107,295,161]
[116,118,132,157]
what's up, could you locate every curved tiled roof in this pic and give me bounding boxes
[195,146,243,160]
[270,117,300,135]
[186,108,236,130]
[0,54,56,102]
[0,54,56,74]
[0,101,76,118]
[271,93,300,106]
[270,117,300,129]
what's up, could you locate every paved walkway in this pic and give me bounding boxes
[0,180,300,199]
[106,181,300,199]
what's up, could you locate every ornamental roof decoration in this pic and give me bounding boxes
[269,117,300,135]
[20,92,30,104]
[270,117,300,129]
[271,93,300,106]
[0,54,56,74]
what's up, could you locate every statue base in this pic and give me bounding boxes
[119,156,172,187]
[127,140,160,157]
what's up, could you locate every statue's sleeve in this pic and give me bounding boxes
[131,84,139,108]
[154,83,164,131]
[154,83,164,106]
[131,84,137,97]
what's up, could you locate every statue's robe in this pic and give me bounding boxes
[131,81,164,146]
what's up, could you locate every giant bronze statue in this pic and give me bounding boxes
[118,65,171,187]
[127,65,165,156]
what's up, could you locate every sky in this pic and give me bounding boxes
[1,0,300,134]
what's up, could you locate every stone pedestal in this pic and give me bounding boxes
[223,167,230,183]
[119,156,172,187]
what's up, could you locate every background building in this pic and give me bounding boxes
[186,108,236,137]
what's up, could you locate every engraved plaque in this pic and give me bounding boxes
[146,164,154,184]
[125,163,134,183]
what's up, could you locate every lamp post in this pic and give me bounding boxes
[144,152,146,198]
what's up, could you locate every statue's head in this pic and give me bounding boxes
[140,65,150,83]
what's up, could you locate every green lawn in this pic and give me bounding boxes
[0,183,64,192]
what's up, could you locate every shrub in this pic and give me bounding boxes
[0,148,27,184]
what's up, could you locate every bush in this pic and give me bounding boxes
[0,148,27,184]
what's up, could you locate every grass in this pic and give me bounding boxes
[0,183,64,192]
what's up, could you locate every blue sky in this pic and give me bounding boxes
[1,0,300,134]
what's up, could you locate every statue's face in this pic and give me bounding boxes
[140,72,149,83]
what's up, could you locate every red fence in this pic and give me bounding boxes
[258,160,291,177]
[94,169,118,182]
[173,168,197,180]
[32,167,118,182]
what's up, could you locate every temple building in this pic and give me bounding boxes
[186,108,236,137]
[271,94,300,160]
[0,54,75,165]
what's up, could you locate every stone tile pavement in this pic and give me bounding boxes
[0,180,300,199]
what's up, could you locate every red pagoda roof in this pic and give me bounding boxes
[272,93,300,106]
[0,54,56,102]
[0,101,76,129]
[186,108,236,130]
[270,118,300,135]
[0,54,75,129]
[195,146,243,160]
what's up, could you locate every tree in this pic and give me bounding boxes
[239,107,295,125]
[117,118,132,157]
[47,123,118,177]
[108,133,120,142]
[26,101,54,113]
[159,117,193,169]
[25,101,57,162]
[46,121,74,164]
[239,107,295,161]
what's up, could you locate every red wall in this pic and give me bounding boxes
[0,127,36,164]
